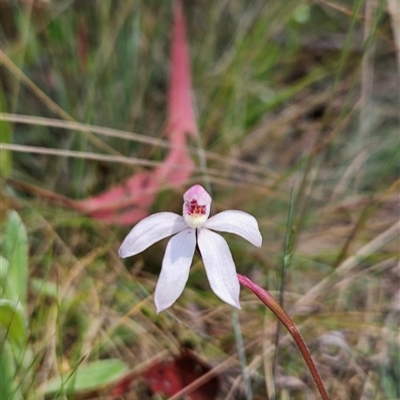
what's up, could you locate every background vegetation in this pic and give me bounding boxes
[1,0,399,399]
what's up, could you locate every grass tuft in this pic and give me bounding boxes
[1,1,399,399]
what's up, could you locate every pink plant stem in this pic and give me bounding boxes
[237,274,330,400]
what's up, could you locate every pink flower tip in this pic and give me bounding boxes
[183,184,211,206]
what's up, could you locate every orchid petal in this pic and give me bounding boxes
[154,228,196,312]
[118,212,187,258]
[204,210,262,247]
[197,228,240,309]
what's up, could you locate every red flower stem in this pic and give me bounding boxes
[237,274,330,400]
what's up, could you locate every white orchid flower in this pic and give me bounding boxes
[118,184,262,312]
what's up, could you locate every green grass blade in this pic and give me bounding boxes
[4,211,28,308]
[0,88,12,178]
[272,184,296,384]
[232,308,253,400]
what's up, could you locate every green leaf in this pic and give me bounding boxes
[0,299,26,345]
[44,359,128,395]
[0,256,10,299]
[0,339,22,400]
[0,87,12,178]
[4,211,28,308]
[0,256,9,277]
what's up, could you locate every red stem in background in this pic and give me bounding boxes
[167,0,198,139]
[237,274,330,400]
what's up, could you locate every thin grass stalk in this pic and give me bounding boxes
[231,308,253,400]
[272,183,296,392]
[237,274,330,400]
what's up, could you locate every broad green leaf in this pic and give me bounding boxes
[4,211,28,308]
[0,256,9,277]
[0,256,11,299]
[0,256,18,303]
[0,87,12,177]
[44,359,128,395]
[0,339,23,400]
[0,299,27,345]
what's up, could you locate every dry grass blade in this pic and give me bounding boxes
[297,220,400,307]
[0,143,164,169]
[0,113,276,180]
[2,1,398,398]
[0,51,120,156]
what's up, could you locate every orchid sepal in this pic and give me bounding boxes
[118,212,186,258]
[204,210,262,247]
